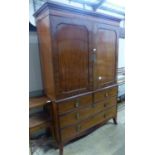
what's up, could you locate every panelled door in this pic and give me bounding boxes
[93,23,118,89]
[51,16,93,98]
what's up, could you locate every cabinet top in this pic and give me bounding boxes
[34,1,122,23]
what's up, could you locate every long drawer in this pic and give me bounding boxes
[79,106,117,132]
[59,106,94,128]
[61,126,77,141]
[95,87,117,102]
[60,106,117,141]
[59,97,117,128]
[58,94,92,114]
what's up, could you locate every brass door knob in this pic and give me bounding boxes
[46,100,51,103]
[93,48,97,52]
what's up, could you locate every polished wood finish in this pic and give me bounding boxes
[61,126,77,141]
[34,1,121,26]
[34,1,120,155]
[58,94,92,114]
[95,96,117,111]
[29,96,52,137]
[94,87,117,102]
[80,106,116,132]
[35,2,120,100]
[51,16,93,99]
[60,105,116,142]
[59,96,116,128]
[57,24,89,94]
[59,106,94,128]
[94,26,117,88]
[29,113,50,133]
[37,16,55,99]
[29,96,51,109]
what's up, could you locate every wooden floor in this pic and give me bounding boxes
[30,102,125,155]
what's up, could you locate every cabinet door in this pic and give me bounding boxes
[93,24,118,89]
[52,17,93,98]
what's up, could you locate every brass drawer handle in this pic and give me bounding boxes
[105,92,109,97]
[76,125,81,132]
[75,101,80,108]
[76,113,80,120]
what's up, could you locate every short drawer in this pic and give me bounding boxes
[95,87,117,102]
[60,106,94,128]
[58,94,92,114]
[93,96,116,114]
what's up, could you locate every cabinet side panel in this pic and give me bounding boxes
[36,16,55,99]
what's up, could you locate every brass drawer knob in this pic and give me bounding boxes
[76,125,81,132]
[75,101,80,108]
[76,113,80,120]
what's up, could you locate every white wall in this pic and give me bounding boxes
[29,32,43,93]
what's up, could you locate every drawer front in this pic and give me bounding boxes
[104,106,117,120]
[78,106,117,133]
[92,96,116,114]
[79,112,105,132]
[60,106,94,128]
[60,106,117,141]
[61,126,77,141]
[58,94,92,114]
[59,97,116,128]
[95,87,117,102]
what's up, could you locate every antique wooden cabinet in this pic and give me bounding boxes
[34,2,121,155]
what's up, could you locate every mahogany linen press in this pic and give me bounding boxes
[34,1,121,155]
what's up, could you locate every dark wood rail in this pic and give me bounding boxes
[29,96,51,109]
